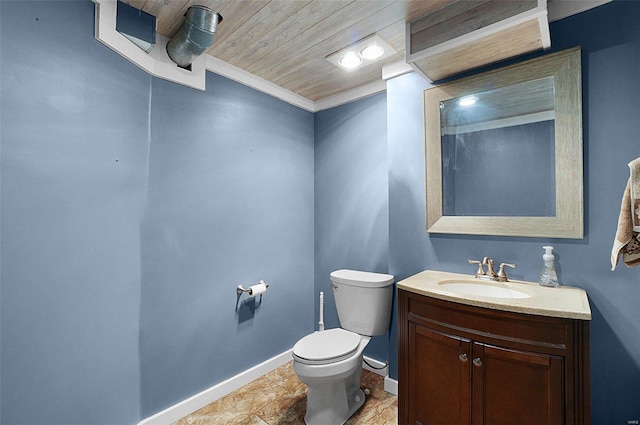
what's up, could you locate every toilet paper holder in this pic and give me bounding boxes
[236,280,270,295]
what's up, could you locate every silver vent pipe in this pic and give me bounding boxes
[166,6,222,68]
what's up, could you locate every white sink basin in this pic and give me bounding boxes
[438,280,531,299]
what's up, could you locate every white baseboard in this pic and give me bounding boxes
[363,355,397,395]
[384,376,399,396]
[138,349,293,425]
[138,350,397,424]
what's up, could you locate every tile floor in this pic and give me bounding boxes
[173,361,398,425]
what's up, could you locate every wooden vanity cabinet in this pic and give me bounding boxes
[398,289,590,425]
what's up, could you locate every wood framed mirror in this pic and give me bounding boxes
[424,47,583,238]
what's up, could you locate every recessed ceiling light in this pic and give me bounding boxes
[360,43,384,60]
[326,34,396,71]
[339,52,362,70]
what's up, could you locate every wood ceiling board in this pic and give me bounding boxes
[410,0,537,52]
[375,20,408,52]
[118,0,598,102]
[278,44,404,91]
[258,2,417,88]
[137,0,168,18]
[121,0,461,101]
[212,1,320,63]
[261,0,455,84]
[295,59,395,100]
[213,1,355,68]
[413,19,544,81]
[126,0,147,11]
[155,1,191,35]
[237,1,394,75]
[211,1,275,44]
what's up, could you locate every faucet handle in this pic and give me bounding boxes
[483,257,497,277]
[497,263,517,282]
[468,259,485,277]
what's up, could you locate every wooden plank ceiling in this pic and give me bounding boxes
[122,0,457,101]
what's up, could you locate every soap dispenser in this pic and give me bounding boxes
[539,246,559,287]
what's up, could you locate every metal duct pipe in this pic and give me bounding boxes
[166,6,222,68]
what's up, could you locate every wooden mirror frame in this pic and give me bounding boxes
[424,47,583,238]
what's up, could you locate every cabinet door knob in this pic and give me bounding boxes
[473,358,483,367]
[459,353,468,362]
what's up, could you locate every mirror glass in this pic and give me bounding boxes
[424,47,583,238]
[440,77,556,217]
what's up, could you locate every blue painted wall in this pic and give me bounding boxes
[1,1,149,424]
[2,0,639,424]
[140,73,315,416]
[1,1,315,423]
[314,93,389,360]
[387,2,640,423]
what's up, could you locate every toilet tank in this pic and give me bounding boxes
[330,269,394,336]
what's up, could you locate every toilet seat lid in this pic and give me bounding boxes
[293,328,361,364]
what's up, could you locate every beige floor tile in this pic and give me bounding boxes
[175,361,397,425]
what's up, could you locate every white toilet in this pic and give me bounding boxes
[292,269,394,425]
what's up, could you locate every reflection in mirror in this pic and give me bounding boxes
[424,47,583,238]
[440,78,556,217]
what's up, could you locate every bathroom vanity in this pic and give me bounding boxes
[398,270,591,425]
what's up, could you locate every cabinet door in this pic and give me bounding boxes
[472,342,564,425]
[409,323,472,425]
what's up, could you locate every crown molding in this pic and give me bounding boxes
[206,55,388,112]
[314,80,387,112]
[205,56,315,112]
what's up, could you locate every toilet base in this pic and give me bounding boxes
[292,332,371,425]
[302,363,365,425]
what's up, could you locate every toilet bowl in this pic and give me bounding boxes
[293,329,371,425]
[292,270,394,425]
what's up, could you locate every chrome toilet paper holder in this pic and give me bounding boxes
[236,280,269,295]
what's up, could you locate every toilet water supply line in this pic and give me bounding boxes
[319,292,325,331]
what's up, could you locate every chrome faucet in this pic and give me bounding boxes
[468,259,485,278]
[483,257,497,279]
[468,257,516,282]
[497,262,516,282]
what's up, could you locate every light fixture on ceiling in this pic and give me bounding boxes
[339,52,362,70]
[360,43,385,60]
[326,34,396,71]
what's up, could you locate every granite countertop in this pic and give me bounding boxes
[397,270,592,320]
